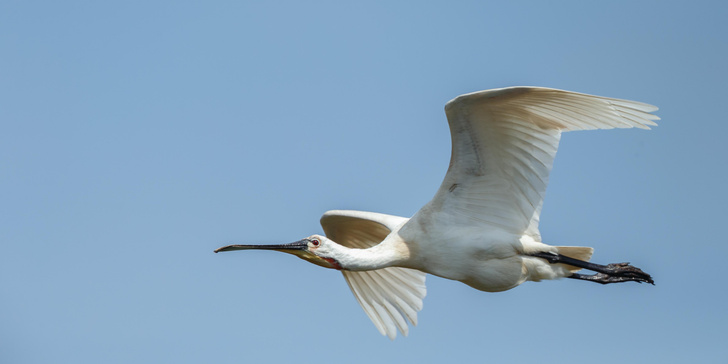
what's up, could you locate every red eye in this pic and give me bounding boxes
[311,239,320,246]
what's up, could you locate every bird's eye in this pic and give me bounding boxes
[311,239,320,246]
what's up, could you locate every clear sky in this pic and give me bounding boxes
[2,1,726,363]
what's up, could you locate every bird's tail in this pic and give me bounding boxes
[555,246,594,272]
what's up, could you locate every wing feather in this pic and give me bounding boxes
[402,87,659,242]
[321,210,427,339]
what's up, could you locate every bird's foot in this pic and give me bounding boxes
[528,252,654,285]
[569,262,654,285]
[604,262,654,284]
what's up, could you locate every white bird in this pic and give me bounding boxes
[215,86,658,339]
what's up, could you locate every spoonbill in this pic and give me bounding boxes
[215,86,658,339]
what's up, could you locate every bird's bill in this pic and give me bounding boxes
[214,240,309,254]
[214,239,339,269]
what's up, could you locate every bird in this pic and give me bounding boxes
[215,86,658,339]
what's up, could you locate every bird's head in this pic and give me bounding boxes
[214,234,343,270]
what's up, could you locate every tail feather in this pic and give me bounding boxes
[556,246,594,272]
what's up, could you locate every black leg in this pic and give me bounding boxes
[528,252,654,285]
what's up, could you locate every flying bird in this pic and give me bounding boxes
[215,86,658,339]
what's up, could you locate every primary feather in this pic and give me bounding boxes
[320,210,426,340]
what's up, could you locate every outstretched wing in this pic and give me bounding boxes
[320,210,426,340]
[403,87,659,241]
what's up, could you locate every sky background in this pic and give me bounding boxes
[2,1,727,363]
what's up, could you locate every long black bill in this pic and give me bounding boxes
[214,240,308,253]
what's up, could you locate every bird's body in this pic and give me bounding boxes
[216,86,659,339]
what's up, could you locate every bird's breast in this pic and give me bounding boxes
[406,231,527,292]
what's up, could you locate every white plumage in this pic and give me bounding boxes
[216,86,659,339]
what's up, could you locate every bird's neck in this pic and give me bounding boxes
[335,237,410,271]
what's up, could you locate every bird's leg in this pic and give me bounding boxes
[528,252,654,285]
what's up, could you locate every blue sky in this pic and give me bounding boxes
[2,1,727,362]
